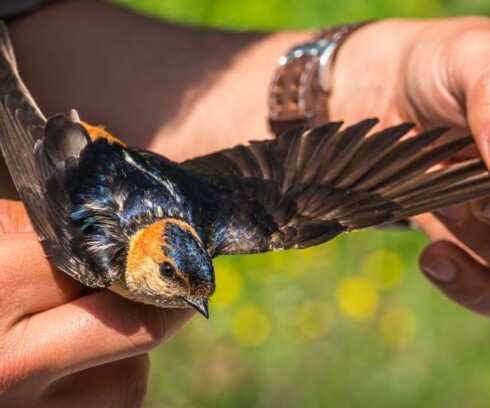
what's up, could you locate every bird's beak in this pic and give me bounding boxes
[183,296,209,319]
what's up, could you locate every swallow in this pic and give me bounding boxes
[0,24,490,319]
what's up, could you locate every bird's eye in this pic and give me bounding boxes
[160,262,175,278]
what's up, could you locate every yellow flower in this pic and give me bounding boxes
[336,277,379,321]
[232,305,271,347]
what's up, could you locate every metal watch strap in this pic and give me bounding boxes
[268,22,371,136]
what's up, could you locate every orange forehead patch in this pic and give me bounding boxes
[126,219,201,282]
[82,121,127,147]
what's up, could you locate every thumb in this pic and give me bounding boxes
[420,240,490,317]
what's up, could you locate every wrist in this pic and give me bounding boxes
[328,19,428,125]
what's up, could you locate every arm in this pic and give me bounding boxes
[6,0,309,158]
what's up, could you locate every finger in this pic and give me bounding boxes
[466,69,490,169]
[455,28,490,169]
[19,291,194,382]
[0,200,32,233]
[411,212,458,243]
[42,355,149,407]
[0,232,89,320]
[420,240,490,316]
[435,201,490,263]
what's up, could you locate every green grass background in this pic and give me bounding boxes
[110,1,490,406]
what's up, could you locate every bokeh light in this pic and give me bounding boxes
[232,305,271,347]
[378,305,418,349]
[336,276,379,321]
[363,250,405,290]
[292,300,335,340]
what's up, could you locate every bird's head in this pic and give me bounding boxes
[120,219,215,318]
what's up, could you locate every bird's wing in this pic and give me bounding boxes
[0,22,113,287]
[180,119,490,255]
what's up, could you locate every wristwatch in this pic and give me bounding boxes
[269,22,371,136]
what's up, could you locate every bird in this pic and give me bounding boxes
[0,23,490,319]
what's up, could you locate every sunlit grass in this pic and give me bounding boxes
[111,0,490,29]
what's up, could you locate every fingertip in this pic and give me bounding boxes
[419,240,490,316]
[419,241,459,283]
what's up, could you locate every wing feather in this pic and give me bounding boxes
[182,120,490,255]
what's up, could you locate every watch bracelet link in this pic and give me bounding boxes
[268,22,372,136]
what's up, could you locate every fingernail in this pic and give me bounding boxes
[422,258,457,282]
[436,204,467,222]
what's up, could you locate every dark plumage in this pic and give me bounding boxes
[0,23,489,317]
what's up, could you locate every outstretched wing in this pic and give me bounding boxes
[0,23,116,287]
[180,119,490,255]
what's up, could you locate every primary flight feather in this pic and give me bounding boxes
[0,23,489,318]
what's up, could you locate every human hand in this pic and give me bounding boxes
[329,17,490,315]
[416,200,490,317]
[0,200,193,407]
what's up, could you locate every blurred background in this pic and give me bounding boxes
[111,1,490,406]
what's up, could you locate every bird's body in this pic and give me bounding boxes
[1,23,490,318]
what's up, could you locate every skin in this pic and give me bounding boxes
[328,17,490,317]
[1,0,490,405]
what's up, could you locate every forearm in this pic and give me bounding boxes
[6,0,309,159]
